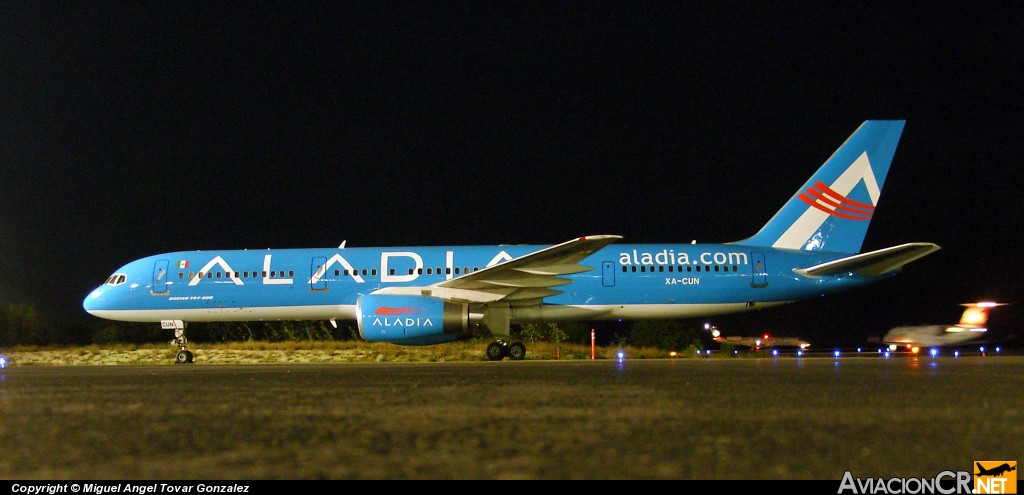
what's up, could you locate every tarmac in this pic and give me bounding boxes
[1,355,1021,480]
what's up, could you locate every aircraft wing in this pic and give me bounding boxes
[793,242,940,278]
[371,235,622,304]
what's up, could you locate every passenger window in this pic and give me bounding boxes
[289,271,295,278]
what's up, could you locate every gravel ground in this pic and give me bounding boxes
[1,357,1021,480]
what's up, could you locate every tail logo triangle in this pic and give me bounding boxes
[774,151,880,249]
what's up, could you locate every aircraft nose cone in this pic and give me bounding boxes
[83,287,105,315]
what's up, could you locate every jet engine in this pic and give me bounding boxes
[356,294,469,345]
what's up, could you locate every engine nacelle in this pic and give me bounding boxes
[356,294,469,345]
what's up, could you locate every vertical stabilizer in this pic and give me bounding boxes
[957,302,1005,328]
[733,120,905,253]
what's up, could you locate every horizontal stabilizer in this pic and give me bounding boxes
[793,242,940,278]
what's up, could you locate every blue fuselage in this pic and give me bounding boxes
[83,243,885,323]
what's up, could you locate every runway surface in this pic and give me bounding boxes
[1,356,1021,479]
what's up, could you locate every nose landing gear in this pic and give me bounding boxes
[165,320,194,364]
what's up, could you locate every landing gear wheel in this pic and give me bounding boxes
[486,341,507,361]
[169,322,194,364]
[175,350,194,364]
[507,342,527,361]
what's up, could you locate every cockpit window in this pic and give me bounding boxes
[105,274,128,286]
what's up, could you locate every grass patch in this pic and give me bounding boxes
[2,339,743,366]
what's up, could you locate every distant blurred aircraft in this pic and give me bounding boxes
[882,302,1007,350]
[712,329,810,350]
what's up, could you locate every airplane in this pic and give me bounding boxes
[976,462,1016,477]
[882,301,1007,350]
[713,333,811,351]
[974,463,1015,477]
[83,120,940,363]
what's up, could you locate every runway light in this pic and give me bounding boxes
[669,351,677,358]
[0,356,6,369]
[705,350,712,356]
[930,348,938,358]
[979,346,985,353]
[617,351,625,362]
[772,349,779,357]
[733,350,738,355]
[954,350,960,358]
[833,350,841,358]
[884,351,891,359]
[911,346,920,354]
[995,347,1001,353]
[796,350,803,357]
[857,347,862,353]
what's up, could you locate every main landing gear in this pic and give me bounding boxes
[166,320,194,364]
[486,340,527,361]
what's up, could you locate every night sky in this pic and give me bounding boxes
[2,3,1021,347]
